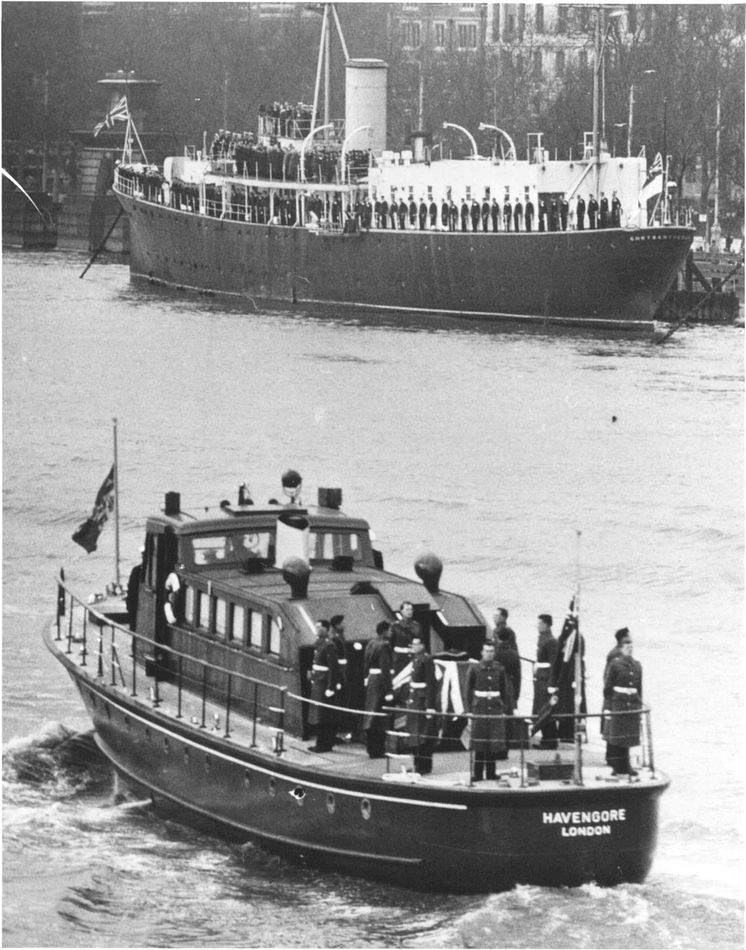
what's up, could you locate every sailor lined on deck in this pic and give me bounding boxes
[307,620,339,753]
[362,620,394,759]
[466,641,508,781]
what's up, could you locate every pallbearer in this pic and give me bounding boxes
[466,641,508,781]
[330,614,351,740]
[307,620,339,753]
[363,621,393,759]
[405,636,438,775]
[532,613,559,749]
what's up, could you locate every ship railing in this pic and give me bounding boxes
[54,580,290,749]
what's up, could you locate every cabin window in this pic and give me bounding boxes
[184,585,195,624]
[230,603,246,643]
[214,597,227,639]
[249,610,265,649]
[309,531,363,562]
[197,590,210,630]
[268,618,281,655]
[181,530,272,568]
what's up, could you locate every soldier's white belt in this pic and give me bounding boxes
[474,690,501,698]
[312,664,329,672]
[410,681,426,689]
[337,659,347,665]
[535,662,551,669]
[367,667,382,675]
[393,647,410,654]
[613,686,637,694]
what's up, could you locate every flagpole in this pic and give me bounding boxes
[113,417,120,588]
[573,529,584,785]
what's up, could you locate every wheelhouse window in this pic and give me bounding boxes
[197,590,210,630]
[268,617,281,655]
[182,530,273,568]
[214,596,227,639]
[230,603,246,643]
[308,531,362,561]
[184,584,195,624]
[249,610,265,649]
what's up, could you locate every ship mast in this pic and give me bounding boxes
[310,4,349,144]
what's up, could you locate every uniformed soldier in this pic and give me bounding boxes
[560,197,569,231]
[380,197,388,228]
[470,199,480,232]
[330,614,351,738]
[405,636,439,774]
[460,198,469,232]
[449,200,459,231]
[409,197,418,228]
[441,199,450,230]
[503,197,512,231]
[611,190,622,227]
[390,601,421,677]
[466,641,508,781]
[538,199,547,232]
[481,197,490,231]
[602,633,642,776]
[418,198,428,230]
[389,199,398,229]
[307,620,339,752]
[362,621,394,758]
[491,197,500,231]
[429,199,438,229]
[532,614,559,749]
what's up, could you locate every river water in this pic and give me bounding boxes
[2,249,743,948]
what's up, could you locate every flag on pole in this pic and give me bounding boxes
[72,465,115,552]
[638,152,664,204]
[94,96,129,137]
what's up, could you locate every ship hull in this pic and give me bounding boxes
[116,192,692,330]
[68,666,667,894]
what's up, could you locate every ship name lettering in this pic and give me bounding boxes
[561,824,612,837]
[542,808,626,825]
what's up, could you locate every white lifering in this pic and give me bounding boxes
[164,571,180,623]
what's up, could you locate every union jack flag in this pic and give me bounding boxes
[93,96,129,137]
[72,465,115,552]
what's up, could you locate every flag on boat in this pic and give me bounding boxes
[638,152,664,204]
[93,96,129,137]
[72,465,115,552]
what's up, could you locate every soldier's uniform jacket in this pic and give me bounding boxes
[603,654,642,747]
[390,617,421,675]
[495,641,521,712]
[331,633,349,699]
[362,636,393,731]
[308,638,339,725]
[405,651,438,748]
[466,660,508,752]
[532,631,558,714]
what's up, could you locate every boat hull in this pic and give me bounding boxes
[71,669,667,893]
[116,192,692,330]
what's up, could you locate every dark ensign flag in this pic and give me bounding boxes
[72,465,115,553]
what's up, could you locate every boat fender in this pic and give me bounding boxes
[414,553,443,594]
[164,571,180,623]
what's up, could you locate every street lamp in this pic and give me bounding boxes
[477,122,517,160]
[442,122,478,159]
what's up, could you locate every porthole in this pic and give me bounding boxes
[361,798,372,821]
[290,786,305,806]
[326,793,336,815]
[269,778,277,797]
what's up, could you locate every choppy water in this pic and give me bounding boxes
[2,249,744,948]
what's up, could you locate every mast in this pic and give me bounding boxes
[573,529,583,786]
[591,12,601,196]
[113,417,121,587]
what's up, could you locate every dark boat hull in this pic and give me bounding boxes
[116,192,693,330]
[71,670,667,893]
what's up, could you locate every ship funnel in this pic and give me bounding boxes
[164,492,181,516]
[282,556,311,600]
[276,512,310,565]
[346,59,388,155]
[414,552,443,594]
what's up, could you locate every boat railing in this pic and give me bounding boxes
[54,577,657,783]
[54,579,291,747]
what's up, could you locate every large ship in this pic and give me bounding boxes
[45,469,669,893]
[110,5,692,333]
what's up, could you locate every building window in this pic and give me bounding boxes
[505,13,515,38]
[535,4,544,32]
[434,21,446,47]
[579,6,590,31]
[555,49,565,73]
[556,5,567,33]
[578,49,588,71]
[403,21,421,48]
[457,22,477,48]
[532,49,542,79]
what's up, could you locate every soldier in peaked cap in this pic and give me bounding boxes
[532,614,559,749]
[307,620,339,753]
[363,620,393,758]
